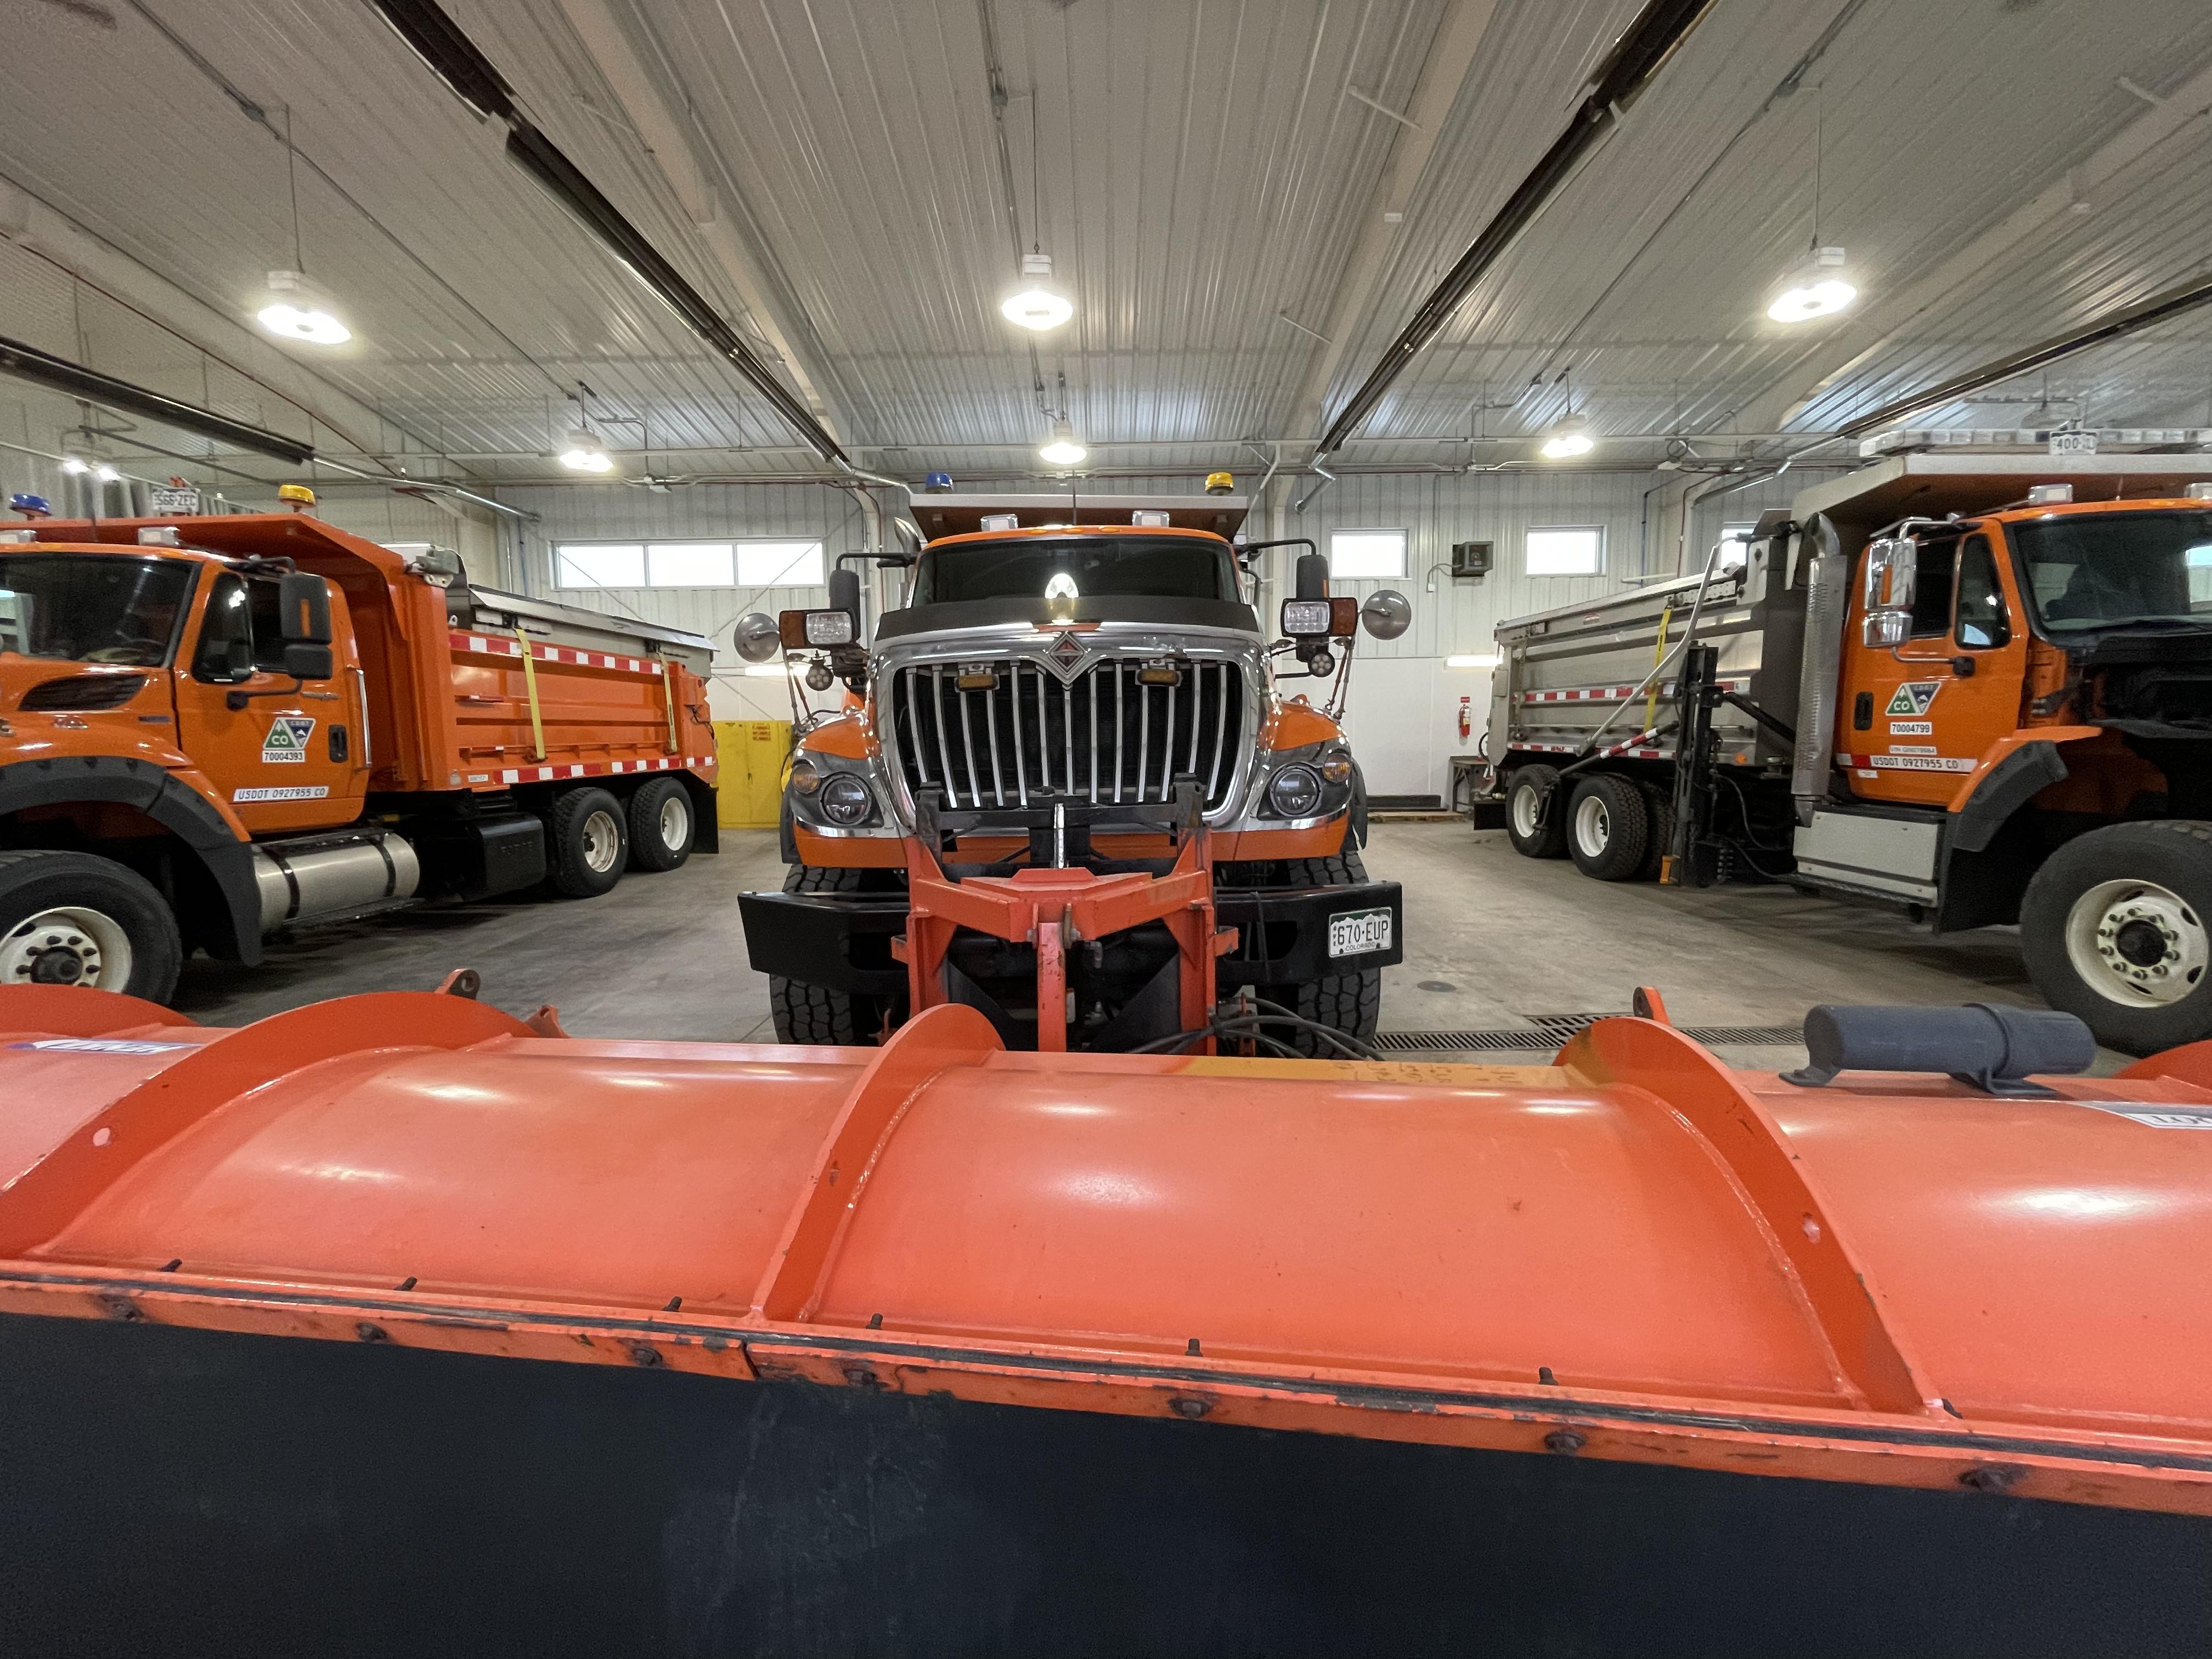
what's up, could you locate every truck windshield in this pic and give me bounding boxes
[911,536,1235,604]
[2013,510,2212,634]
[0,554,195,665]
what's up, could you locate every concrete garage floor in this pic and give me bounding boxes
[174,819,2079,1068]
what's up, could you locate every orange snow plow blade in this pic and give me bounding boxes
[4,980,2212,1652]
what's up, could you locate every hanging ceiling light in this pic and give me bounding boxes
[1038,416,1086,467]
[558,428,614,473]
[257,269,352,345]
[1767,246,1857,323]
[1002,251,1074,331]
[1539,412,1594,460]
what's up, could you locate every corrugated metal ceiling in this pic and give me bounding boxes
[0,0,2208,488]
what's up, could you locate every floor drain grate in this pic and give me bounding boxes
[1376,1021,1803,1053]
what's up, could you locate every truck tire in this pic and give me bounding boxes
[2019,821,2212,1055]
[1567,774,1649,882]
[1267,850,1383,1058]
[768,863,892,1045]
[1505,765,1568,859]
[0,849,183,1003]
[546,787,628,899]
[626,777,694,873]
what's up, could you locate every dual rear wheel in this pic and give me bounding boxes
[1505,766,1664,882]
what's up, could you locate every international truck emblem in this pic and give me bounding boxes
[1045,631,1087,679]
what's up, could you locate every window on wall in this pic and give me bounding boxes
[736,540,827,586]
[1525,526,1603,575]
[1718,522,1758,570]
[1328,528,1407,579]
[553,539,825,590]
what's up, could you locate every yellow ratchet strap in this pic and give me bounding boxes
[514,628,546,761]
[1646,601,1674,730]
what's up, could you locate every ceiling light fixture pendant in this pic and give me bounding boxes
[258,270,352,345]
[1039,415,1086,467]
[255,109,353,345]
[1002,251,1074,331]
[1767,245,1857,323]
[1767,97,1857,325]
[558,428,614,474]
[1540,412,1593,460]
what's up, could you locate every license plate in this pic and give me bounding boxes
[1327,906,1392,958]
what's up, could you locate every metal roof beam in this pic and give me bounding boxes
[1737,58,2212,436]
[1286,0,1500,442]
[549,0,856,450]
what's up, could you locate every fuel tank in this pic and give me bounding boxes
[3,983,2211,1655]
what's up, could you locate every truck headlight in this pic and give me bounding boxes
[1267,764,1323,818]
[789,758,821,795]
[819,772,873,825]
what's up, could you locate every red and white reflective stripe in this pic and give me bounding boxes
[1515,676,1748,704]
[452,631,666,678]
[1510,740,1676,761]
[492,754,717,785]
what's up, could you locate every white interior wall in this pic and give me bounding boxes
[472,468,1844,785]
[498,482,870,723]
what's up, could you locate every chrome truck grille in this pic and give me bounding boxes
[888,661,1245,813]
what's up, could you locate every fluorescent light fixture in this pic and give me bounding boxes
[1446,653,1501,669]
[1001,251,1074,331]
[1767,246,1856,323]
[558,429,614,474]
[1039,416,1086,467]
[1539,414,1594,460]
[256,270,352,345]
[60,458,89,475]
[93,463,120,483]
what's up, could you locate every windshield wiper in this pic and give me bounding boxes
[2064,616,2212,634]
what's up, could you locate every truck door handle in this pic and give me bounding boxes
[329,725,349,763]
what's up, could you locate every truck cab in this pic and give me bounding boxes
[738,492,1409,1053]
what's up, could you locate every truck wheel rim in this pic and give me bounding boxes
[658,793,690,851]
[1510,784,1541,839]
[2,906,134,990]
[1573,794,1610,858]
[582,809,622,874]
[2065,879,2208,1009]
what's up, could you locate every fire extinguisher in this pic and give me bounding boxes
[1457,696,1472,740]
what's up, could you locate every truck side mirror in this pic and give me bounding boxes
[1863,611,1909,648]
[284,642,335,680]
[1294,551,1329,601]
[278,572,332,644]
[1863,538,1916,610]
[1361,590,1412,640]
[827,566,861,625]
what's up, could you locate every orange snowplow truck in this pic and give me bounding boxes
[1489,453,2212,1053]
[736,490,1412,1056]
[0,500,717,1002]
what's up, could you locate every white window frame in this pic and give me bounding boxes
[1717,522,1758,571]
[1327,527,1409,580]
[552,537,826,591]
[1525,526,1604,577]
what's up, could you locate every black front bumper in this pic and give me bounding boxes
[738,880,1403,995]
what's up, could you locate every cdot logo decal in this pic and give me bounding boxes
[1884,681,1942,718]
[261,716,315,764]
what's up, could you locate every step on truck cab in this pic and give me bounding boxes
[0,498,718,1003]
[1483,452,2212,1053]
[735,489,1410,1054]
